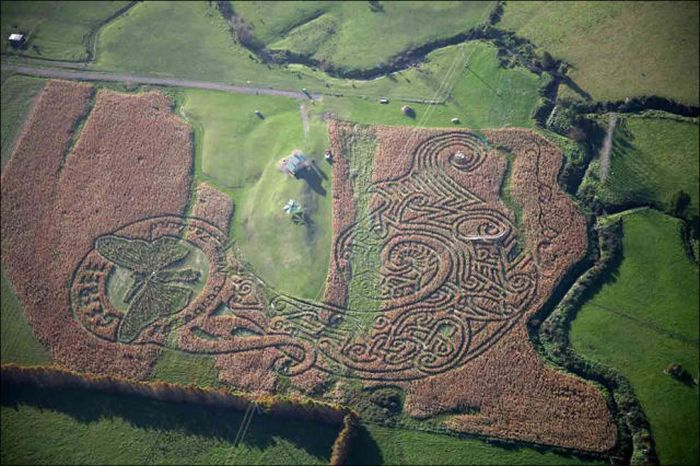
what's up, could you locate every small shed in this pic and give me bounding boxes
[278,150,312,176]
[8,33,24,47]
[379,98,389,104]
[402,105,415,117]
[451,117,460,124]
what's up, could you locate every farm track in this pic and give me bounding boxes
[598,114,617,182]
[0,63,321,100]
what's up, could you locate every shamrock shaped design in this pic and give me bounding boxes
[95,235,201,343]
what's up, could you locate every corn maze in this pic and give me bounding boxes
[73,130,541,381]
[2,82,615,453]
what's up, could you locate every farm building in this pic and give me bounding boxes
[277,150,312,176]
[8,33,24,47]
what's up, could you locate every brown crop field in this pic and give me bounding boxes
[310,123,614,451]
[192,182,234,233]
[1,81,192,379]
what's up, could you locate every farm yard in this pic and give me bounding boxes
[1,1,698,466]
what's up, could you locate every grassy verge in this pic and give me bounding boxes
[0,270,51,366]
[571,209,699,465]
[498,1,699,105]
[347,423,602,465]
[0,74,44,169]
[0,1,132,61]
[1,383,338,465]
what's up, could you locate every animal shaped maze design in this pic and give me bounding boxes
[73,131,557,382]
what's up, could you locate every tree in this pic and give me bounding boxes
[670,190,691,219]
[540,51,556,70]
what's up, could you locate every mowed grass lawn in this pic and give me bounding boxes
[499,1,700,105]
[234,1,494,71]
[0,73,45,169]
[571,209,699,466]
[181,89,332,300]
[348,424,602,465]
[0,1,131,61]
[1,384,338,465]
[582,115,700,217]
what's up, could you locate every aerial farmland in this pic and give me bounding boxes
[1,1,698,465]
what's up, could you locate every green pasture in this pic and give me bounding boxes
[571,209,699,466]
[348,424,601,465]
[0,73,44,169]
[181,88,332,301]
[93,1,426,100]
[92,1,542,108]
[499,1,700,105]
[581,114,699,217]
[316,41,544,130]
[0,270,51,366]
[0,1,131,61]
[1,384,338,465]
[234,1,494,72]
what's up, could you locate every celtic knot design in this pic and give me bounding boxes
[71,130,571,382]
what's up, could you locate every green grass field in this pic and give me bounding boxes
[499,1,700,105]
[233,1,494,72]
[1,384,339,465]
[93,0,543,109]
[571,209,699,466]
[316,41,545,130]
[0,73,44,169]
[93,1,420,99]
[0,270,51,366]
[581,114,700,217]
[348,424,602,465]
[0,1,131,61]
[181,89,333,300]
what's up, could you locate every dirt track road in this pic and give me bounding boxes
[599,113,618,182]
[1,63,321,100]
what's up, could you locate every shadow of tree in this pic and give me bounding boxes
[345,424,384,465]
[1,383,338,461]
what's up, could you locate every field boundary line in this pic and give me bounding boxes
[1,364,360,465]
[0,63,317,99]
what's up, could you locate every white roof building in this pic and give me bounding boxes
[9,33,24,42]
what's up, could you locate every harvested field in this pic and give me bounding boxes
[1,80,192,379]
